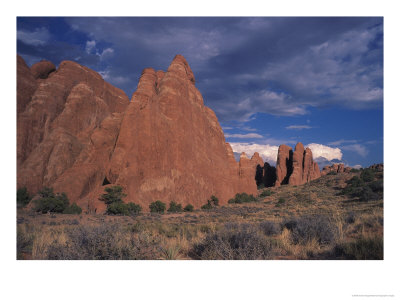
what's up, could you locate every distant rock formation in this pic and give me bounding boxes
[274,142,320,186]
[369,163,383,171]
[321,163,352,175]
[17,54,258,212]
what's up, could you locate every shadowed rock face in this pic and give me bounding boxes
[263,162,277,187]
[275,142,320,186]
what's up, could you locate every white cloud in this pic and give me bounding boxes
[285,125,312,130]
[225,133,263,139]
[328,139,359,146]
[229,143,279,165]
[341,144,368,157]
[17,27,50,46]
[100,48,114,60]
[352,164,363,169]
[85,40,96,54]
[306,143,343,161]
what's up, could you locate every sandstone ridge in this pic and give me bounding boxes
[17,54,257,212]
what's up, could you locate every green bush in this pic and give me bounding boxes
[100,186,126,205]
[327,171,337,175]
[107,202,128,215]
[210,195,219,206]
[334,237,383,259]
[260,190,272,197]
[368,179,383,193]
[350,168,360,173]
[275,198,286,207]
[201,201,213,210]
[201,196,219,210]
[184,204,194,212]
[17,187,31,208]
[34,187,70,213]
[228,193,257,204]
[63,203,82,215]
[360,169,375,182]
[149,200,166,213]
[168,201,183,213]
[126,202,142,214]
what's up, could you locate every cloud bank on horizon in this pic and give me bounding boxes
[17,17,383,168]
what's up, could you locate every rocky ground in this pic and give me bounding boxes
[17,169,383,260]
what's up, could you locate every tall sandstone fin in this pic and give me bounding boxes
[275,142,320,187]
[105,55,256,211]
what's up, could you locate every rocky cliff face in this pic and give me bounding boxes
[275,142,320,186]
[17,54,257,212]
[17,55,130,209]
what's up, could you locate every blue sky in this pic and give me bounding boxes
[17,17,383,168]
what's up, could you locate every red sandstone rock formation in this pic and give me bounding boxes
[17,56,129,205]
[275,143,320,186]
[17,55,37,115]
[31,60,56,79]
[105,56,257,210]
[321,163,352,175]
[16,54,260,212]
[369,163,383,171]
[275,145,293,186]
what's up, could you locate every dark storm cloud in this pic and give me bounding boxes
[17,17,383,121]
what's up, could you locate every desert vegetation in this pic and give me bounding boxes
[17,169,383,260]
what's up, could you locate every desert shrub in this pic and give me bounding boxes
[17,187,31,208]
[368,179,383,193]
[360,169,375,182]
[259,221,280,236]
[192,223,273,259]
[345,212,356,224]
[282,215,338,245]
[107,202,129,215]
[99,185,126,205]
[126,202,142,214]
[341,176,366,196]
[63,203,82,215]
[228,193,257,204]
[333,236,383,259]
[327,171,337,175]
[201,201,213,210]
[260,190,272,197]
[350,168,360,173]
[184,204,194,212]
[17,226,34,259]
[168,201,183,213]
[201,196,219,210]
[275,198,286,207]
[210,195,219,206]
[357,186,379,202]
[46,224,145,260]
[149,200,166,213]
[34,187,69,213]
